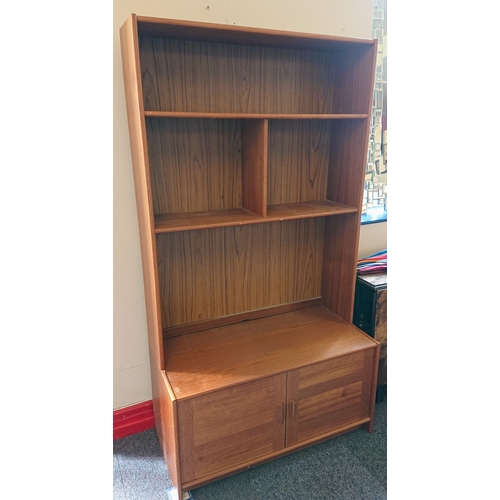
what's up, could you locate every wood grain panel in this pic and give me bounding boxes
[320,119,373,322]
[241,119,268,216]
[327,119,370,209]
[139,37,336,114]
[145,112,368,119]
[156,220,324,328]
[321,213,360,322]
[151,368,181,500]
[178,375,286,483]
[136,16,375,53]
[153,201,356,233]
[119,15,165,371]
[332,43,377,114]
[268,120,331,205]
[164,306,377,400]
[121,14,380,496]
[163,299,323,339]
[146,118,242,215]
[286,351,373,446]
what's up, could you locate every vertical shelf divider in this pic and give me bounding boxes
[241,119,268,217]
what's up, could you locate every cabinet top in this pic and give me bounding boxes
[128,14,375,51]
[357,273,387,288]
[163,306,377,400]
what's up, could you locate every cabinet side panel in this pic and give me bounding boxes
[151,367,181,499]
[120,15,164,370]
[321,124,373,323]
[327,119,371,210]
[322,214,359,321]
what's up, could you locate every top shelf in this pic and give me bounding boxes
[136,15,376,52]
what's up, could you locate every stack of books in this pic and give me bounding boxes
[357,249,387,275]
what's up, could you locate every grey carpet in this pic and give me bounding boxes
[114,398,386,500]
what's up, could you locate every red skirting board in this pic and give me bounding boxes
[113,400,154,440]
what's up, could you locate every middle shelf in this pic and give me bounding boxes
[154,200,357,232]
[146,116,368,232]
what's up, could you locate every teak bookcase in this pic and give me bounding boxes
[120,14,379,499]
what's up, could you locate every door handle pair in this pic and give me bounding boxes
[277,401,296,424]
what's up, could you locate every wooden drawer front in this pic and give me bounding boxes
[178,375,286,483]
[286,349,375,446]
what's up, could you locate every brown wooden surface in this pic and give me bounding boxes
[136,15,374,52]
[365,340,380,433]
[178,375,286,483]
[139,36,337,114]
[156,220,324,328]
[163,298,323,339]
[120,14,378,497]
[327,120,372,210]
[164,306,377,400]
[153,201,357,233]
[181,418,369,491]
[321,213,360,322]
[332,43,378,115]
[241,119,268,216]
[285,350,375,445]
[151,368,181,500]
[268,120,330,205]
[145,111,369,119]
[146,117,242,215]
[120,15,165,371]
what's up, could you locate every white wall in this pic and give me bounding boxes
[358,221,387,260]
[114,0,380,409]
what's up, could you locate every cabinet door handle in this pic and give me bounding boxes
[290,400,296,420]
[277,403,285,424]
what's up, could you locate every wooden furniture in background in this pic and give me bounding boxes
[353,273,387,402]
[120,14,379,499]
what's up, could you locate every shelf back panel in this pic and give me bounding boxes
[139,36,337,114]
[146,117,243,215]
[268,120,330,205]
[157,219,324,328]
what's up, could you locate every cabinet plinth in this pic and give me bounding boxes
[120,13,378,499]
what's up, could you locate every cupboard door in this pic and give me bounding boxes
[285,349,375,446]
[178,374,286,483]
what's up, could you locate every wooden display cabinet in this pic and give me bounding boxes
[120,14,379,499]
